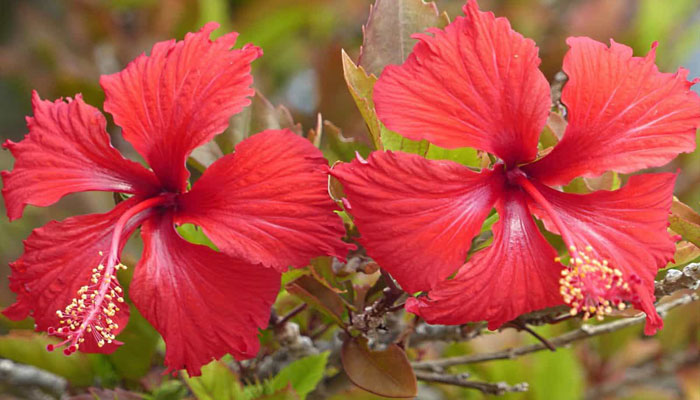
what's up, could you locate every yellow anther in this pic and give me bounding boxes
[558,244,632,323]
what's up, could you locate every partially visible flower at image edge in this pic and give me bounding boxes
[1,23,352,376]
[332,0,700,334]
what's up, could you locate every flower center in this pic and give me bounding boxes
[558,245,632,321]
[512,174,634,319]
[47,195,172,354]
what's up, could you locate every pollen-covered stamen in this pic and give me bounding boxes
[558,245,633,321]
[47,254,127,354]
[45,195,171,355]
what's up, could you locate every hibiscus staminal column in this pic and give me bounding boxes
[46,196,171,354]
[512,172,635,321]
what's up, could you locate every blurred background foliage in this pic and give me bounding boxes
[0,0,699,399]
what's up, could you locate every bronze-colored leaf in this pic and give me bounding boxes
[670,199,700,248]
[358,0,449,77]
[668,240,700,268]
[341,337,417,398]
[286,275,348,327]
[189,90,302,169]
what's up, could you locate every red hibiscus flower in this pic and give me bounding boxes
[2,23,351,376]
[332,1,700,334]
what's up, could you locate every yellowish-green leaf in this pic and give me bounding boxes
[0,331,96,386]
[183,360,246,400]
[426,144,480,167]
[270,352,329,399]
[341,50,383,150]
[669,199,700,248]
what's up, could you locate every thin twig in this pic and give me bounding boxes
[395,314,420,348]
[414,370,529,395]
[505,321,556,351]
[412,293,699,370]
[276,303,308,326]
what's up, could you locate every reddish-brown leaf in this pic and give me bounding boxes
[341,336,417,398]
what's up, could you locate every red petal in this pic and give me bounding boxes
[406,187,563,328]
[524,38,700,186]
[331,151,503,293]
[2,91,159,221]
[528,173,677,334]
[101,23,260,192]
[373,0,550,165]
[176,129,352,272]
[2,198,146,353]
[129,212,280,376]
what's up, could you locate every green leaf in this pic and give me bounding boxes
[107,306,160,381]
[256,386,300,400]
[0,331,96,386]
[585,171,621,191]
[281,268,309,287]
[184,360,247,400]
[530,347,584,400]
[667,241,700,268]
[313,119,371,164]
[344,34,481,161]
[176,223,218,251]
[342,50,443,156]
[358,0,449,77]
[563,177,591,194]
[197,0,230,36]
[71,388,145,400]
[270,352,330,399]
[341,337,417,398]
[379,128,430,155]
[426,144,480,167]
[480,212,499,233]
[150,380,189,400]
[632,0,700,68]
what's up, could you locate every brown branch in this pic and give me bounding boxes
[654,263,700,297]
[414,370,529,395]
[0,359,66,399]
[412,293,699,370]
[550,70,568,112]
[409,322,487,347]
